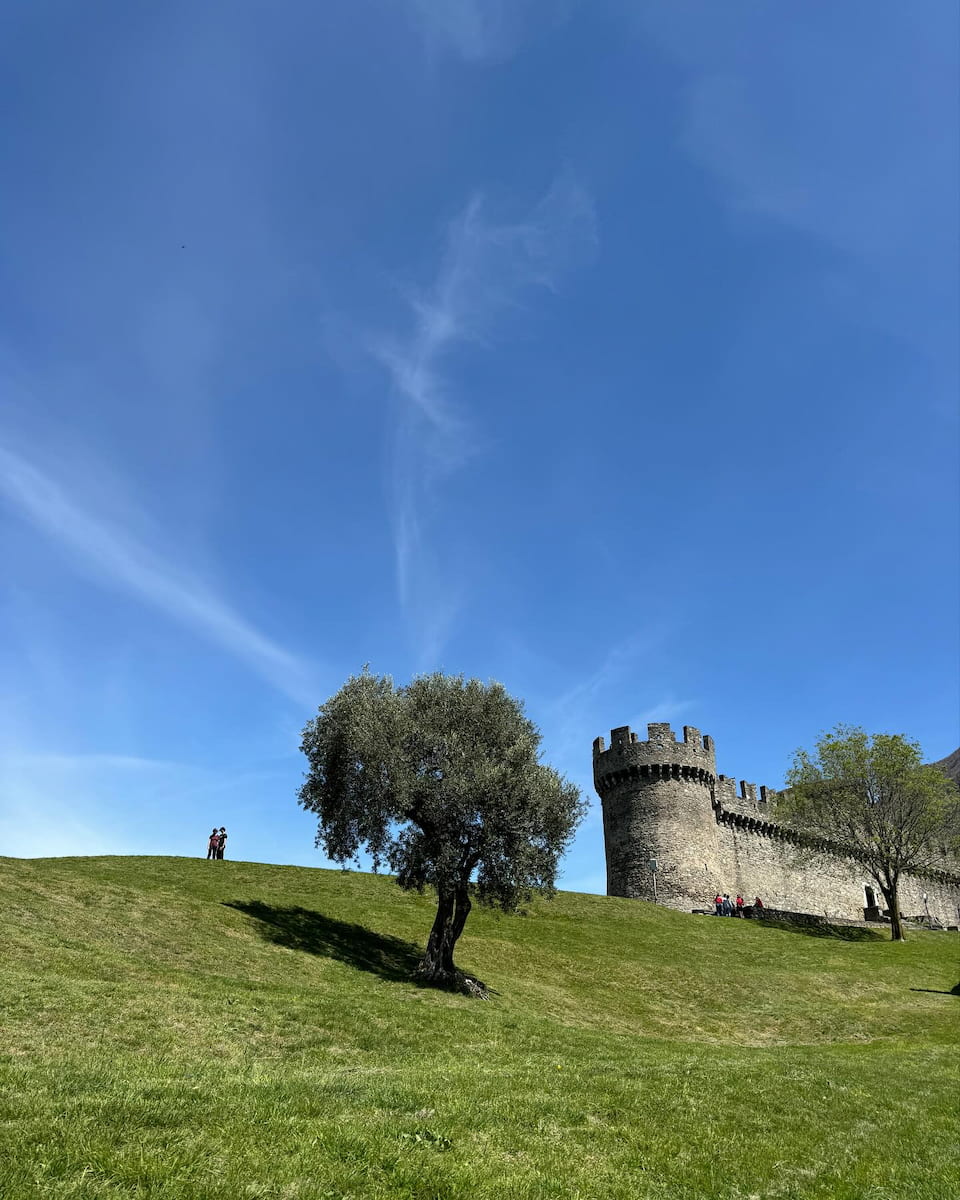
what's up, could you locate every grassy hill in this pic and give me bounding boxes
[1,856,958,1200]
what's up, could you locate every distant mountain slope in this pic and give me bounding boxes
[932,747,960,784]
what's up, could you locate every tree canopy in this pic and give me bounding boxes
[298,670,585,993]
[782,725,960,940]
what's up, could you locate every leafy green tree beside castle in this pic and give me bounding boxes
[298,670,585,993]
[783,725,960,941]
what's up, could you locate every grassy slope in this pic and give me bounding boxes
[1,856,958,1200]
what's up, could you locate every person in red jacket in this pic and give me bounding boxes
[206,828,219,860]
[714,893,723,915]
[735,894,744,916]
[754,896,764,910]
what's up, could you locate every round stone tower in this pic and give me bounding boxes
[593,722,720,910]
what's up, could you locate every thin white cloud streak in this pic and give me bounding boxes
[404,0,576,63]
[534,631,687,828]
[372,175,596,664]
[0,752,173,856]
[547,630,672,745]
[0,804,127,858]
[3,753,185,772]
[628,697,695,734]
[631,1,959,364]
[533,632,696,859]
[0,444,318,706]
[0,750,290,858]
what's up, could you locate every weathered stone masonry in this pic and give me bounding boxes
[593,722,960,925]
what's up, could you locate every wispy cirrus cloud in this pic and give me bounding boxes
[631,2,959,369]
[628,696,695,735]
[0,442,319,706]
[372,173,596,664]
[404,0,576,63]
[0,752,185,857]
[0,750,294,858]
[535,630,689,820]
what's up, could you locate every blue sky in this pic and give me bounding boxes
[1,0,957,892]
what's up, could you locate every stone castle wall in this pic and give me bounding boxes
[597,723,720,903]
[594,722,960,926]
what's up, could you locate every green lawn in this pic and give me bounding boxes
[1,856,957,1199]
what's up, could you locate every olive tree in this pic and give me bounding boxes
[783,725,960,941]
[298,671,585,993]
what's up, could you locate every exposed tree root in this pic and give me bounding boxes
[414,963,491,999]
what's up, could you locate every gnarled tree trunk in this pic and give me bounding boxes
[417,884,485,994]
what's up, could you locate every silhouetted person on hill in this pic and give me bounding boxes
[206,829,219,860]
[216,827,227,860]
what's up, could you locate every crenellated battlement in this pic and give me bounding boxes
[713,776,777,818]
[593,722,716,795]
[594,717,960,922]
[593,721,715,757]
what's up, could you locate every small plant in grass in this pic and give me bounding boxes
[298,670,585,995]
[399,1130,453,1151]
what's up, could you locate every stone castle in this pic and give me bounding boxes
[593,721,960,926]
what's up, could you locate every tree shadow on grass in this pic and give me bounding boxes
[225,900,422,983]
[910,983,960,996]
[757,918,886,942]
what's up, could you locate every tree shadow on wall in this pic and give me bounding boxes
[225,900,422,983]
[756,918,885,942]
